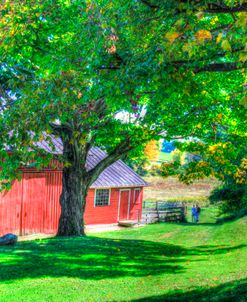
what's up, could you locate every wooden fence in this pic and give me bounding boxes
[142,201,186,224]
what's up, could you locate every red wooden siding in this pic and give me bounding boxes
[21,173,46,235]
[85,189,119,224]
[85,188,143,224]
[43,172,62,234]
[0,180,22,235]
[0,170,144,236]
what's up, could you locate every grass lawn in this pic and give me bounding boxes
[0,211,246,302]
[158,152,173,163]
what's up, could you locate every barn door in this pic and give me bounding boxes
[0,180,22,236]
[129,188,142,220]
[118,189,130,221]
[21,173,46,235]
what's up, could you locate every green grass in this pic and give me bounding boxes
[0,210,246,302]
[158,151,173,162]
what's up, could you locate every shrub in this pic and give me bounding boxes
[210,183,247,215]
[148,165,161,176]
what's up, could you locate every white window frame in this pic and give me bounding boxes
[133,188,141,204]
[94,188,111,207]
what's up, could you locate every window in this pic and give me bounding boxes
[95,189,110,206]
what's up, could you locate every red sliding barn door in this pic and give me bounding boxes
[0,171,62,236]
[119,190,130,221]
[0,180,22,236]
[21,173,46,235]
[43,172,62,234]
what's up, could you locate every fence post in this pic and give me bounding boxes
[181,203,186,222]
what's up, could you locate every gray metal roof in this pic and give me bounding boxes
[36,136,147,188]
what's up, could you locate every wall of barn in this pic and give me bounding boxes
[85,188,119,225]
[0,170,144,236]
[85,187,143,224]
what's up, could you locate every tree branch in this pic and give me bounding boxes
[49,122,73,135]
[205,3,247,13]
[87,140,134,185]
[139,0,247,14]
[168,47,245,67]
[98,65,120,70]
[195,62,246,73]
[139,0,159,9]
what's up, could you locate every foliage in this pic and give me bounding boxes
[210,182,247,214]
[144,140,160,161]
[0,0,246,185]
[161,134,247,185]
[126,140,161,175]
[0,0,246,233]
[160,161,179,177]
[123,147,149,176]
[160,149,185,177]
[161,135,247,215]
[171,149,186,165]
[0,214,247,301]
[147,164,161,176]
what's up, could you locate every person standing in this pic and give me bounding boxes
[191,205,197,223]
[195,204,201,223]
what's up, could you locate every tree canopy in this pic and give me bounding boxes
[0,0,246,235]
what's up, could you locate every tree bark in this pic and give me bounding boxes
[56,133,90,236]
[57,165,89,236]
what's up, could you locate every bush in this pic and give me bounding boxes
[210,183,247,215]
[216,207,247,224]
[148,165,161,176]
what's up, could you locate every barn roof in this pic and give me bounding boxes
[35,136,147,188]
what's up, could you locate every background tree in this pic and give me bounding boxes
[144,140,160,162]
[0,0,246,235]
[160,108,246,215]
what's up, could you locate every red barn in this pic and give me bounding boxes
[0,139,147,236]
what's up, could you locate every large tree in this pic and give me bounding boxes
[0,0,246,235]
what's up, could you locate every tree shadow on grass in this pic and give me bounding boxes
[0,237,245,283]
[187,244,247,255]
[128,278,247,302]
[0,237,187,282]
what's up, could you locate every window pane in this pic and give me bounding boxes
[95,189,110,206]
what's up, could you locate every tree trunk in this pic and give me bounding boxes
[56,133,90,236]
[57,166,88,236]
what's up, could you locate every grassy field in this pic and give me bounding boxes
[144,176,221,205]
[158,152,173,163]
[0,210,246,302]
